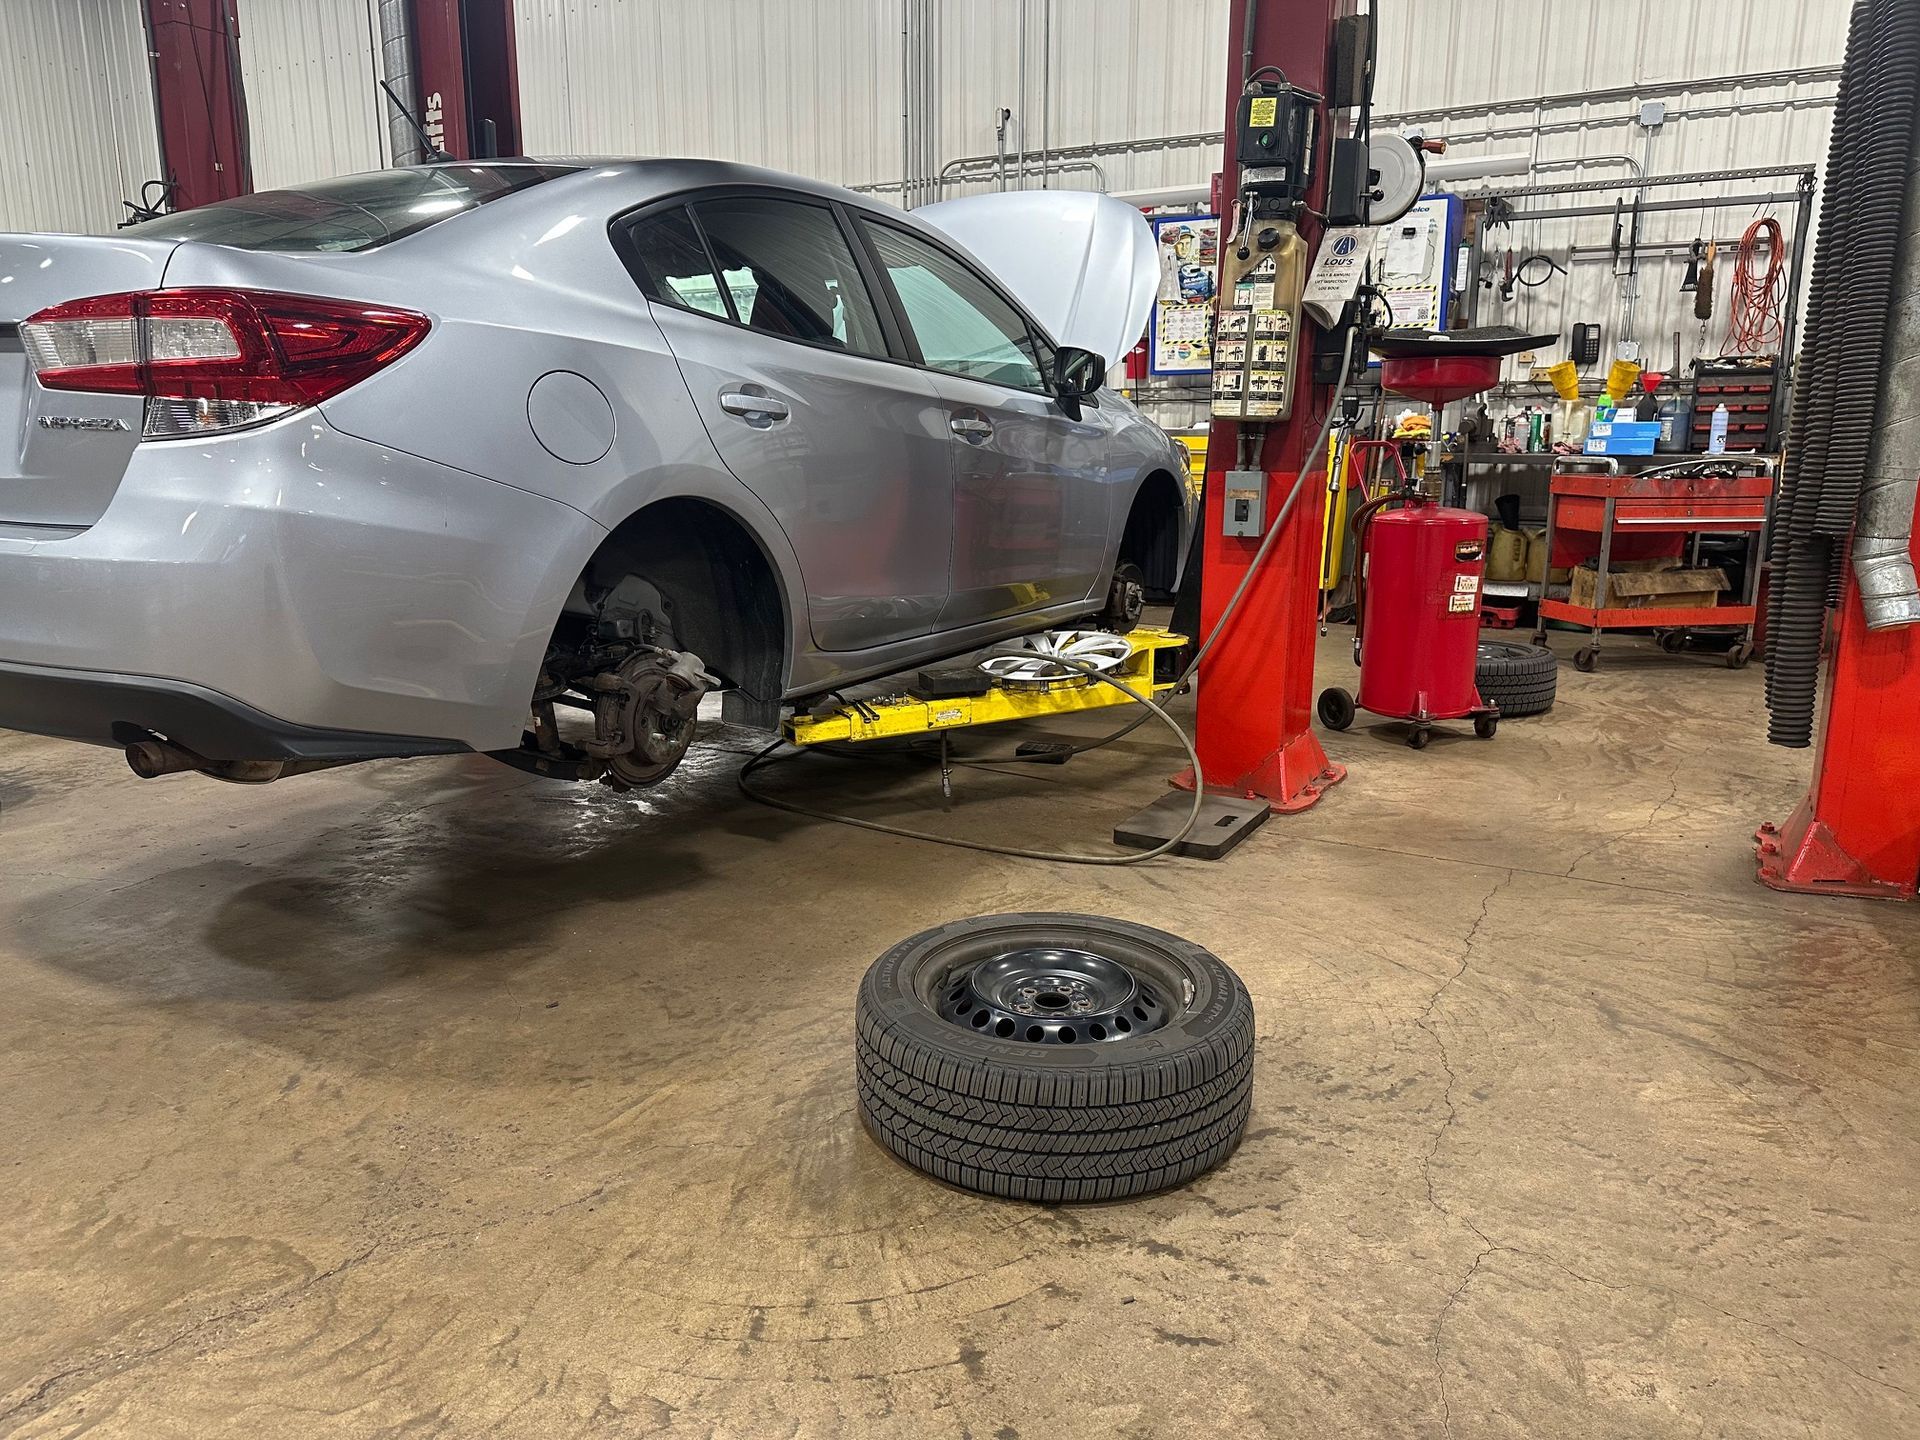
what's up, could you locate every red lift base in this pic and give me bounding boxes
[1170,745,1347,814]
[1756,800,1920,902]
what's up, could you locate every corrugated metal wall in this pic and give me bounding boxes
[926,0,1228,200]
[239,0,391,193]
[0,0,164,235]
[1376,0,1848,381]
[511,0,1231,201]
[512,0,906,186]
[0,0,1856,350]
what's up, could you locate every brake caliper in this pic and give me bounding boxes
[583,647,719,790]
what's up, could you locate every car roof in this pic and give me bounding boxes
[418,156,894,218]
[400,157,1064,349]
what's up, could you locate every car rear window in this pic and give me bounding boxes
[123,164,580,253]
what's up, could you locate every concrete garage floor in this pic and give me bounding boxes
[2,629,1918,1440]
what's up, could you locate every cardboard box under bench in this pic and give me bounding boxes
[1568,561,1729,611]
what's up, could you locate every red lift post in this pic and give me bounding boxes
[1187,0,1350,812]
[1756,545,1920,900]
[145,0,251,210]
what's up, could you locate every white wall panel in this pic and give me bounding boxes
[512,0,905,189]
[240,0,390,192]
[503,0,1850,373]
[1377,0,1849,374]
[0,0,163,235]
[932,0,1229,199]
[1372,0,1849,112]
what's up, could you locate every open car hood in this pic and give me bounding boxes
[916,191,1156,369]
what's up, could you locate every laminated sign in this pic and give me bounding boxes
[1303,226,1377,328]
[1211,255,1294,419]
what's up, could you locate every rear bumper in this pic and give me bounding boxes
[0,660,469,761]
[0,414,603,753]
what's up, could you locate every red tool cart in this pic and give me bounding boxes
[1532,455,1776,671]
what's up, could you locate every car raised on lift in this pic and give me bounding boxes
[0,160,1190,789]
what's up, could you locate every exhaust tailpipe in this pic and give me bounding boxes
[124,740,363,784]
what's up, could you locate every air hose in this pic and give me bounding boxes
[736,325,1364,863]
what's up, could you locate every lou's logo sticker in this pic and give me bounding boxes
[1454,540,1484,561]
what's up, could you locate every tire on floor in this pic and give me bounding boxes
[1475,639,1558,717]
[854,912,1254,1203]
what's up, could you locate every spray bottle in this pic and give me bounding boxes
[1708,402,1730,454]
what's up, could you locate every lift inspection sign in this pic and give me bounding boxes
[1303,226,1377,328]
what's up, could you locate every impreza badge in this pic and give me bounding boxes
[38,415,131,432]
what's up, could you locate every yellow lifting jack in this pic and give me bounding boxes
[784,626,1189,749]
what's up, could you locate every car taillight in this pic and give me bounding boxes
[20,288,430,438]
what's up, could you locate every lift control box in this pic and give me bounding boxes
[1235,81,1319,206]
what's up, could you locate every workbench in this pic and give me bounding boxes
[1532,455,1775,671]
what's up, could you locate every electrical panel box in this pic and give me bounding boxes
[1222,469,1267,537]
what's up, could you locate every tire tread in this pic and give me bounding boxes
[854,914,1254,1202]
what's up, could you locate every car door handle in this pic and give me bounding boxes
[949,416,993,441]
[719,390,790,422]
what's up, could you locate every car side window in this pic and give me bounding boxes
[623,206,730,319]
[861,221,1047,392]
[690,197,889,358]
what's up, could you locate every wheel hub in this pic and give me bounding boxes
[939,946,1171,1044]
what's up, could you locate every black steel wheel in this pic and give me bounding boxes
[1474,714,1498,740]
[1094,562,1147,633]
[855,914,1254,1203]
[1573,646,1599,673]
[1658,629,1688,654]
[1317,686,1356,731]
[1728,642,1754,670]
[1408,726,1432,749]
[1474,640,1558,717]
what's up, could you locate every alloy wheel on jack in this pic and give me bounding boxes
[855,913,1254,1203]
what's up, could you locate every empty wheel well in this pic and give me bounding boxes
[1118,470,1187,595]
[564,498,787,709]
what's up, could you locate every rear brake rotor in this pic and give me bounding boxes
[586,647,716,789]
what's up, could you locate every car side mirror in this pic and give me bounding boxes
[1053,346,1106,415]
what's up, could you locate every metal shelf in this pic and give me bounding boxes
[1458,450,1779,466]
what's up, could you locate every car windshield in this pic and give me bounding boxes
[123,164,580,253]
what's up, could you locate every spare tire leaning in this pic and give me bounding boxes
[1475,639,1558,717]
[855,913,1254,1203]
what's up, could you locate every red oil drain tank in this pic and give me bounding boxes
[1318,494,1498,748]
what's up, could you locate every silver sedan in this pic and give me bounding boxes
[0,159,1191,789]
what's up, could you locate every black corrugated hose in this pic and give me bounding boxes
[1765,0,1920,746]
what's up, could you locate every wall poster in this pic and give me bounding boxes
[1150,215,1220,375]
